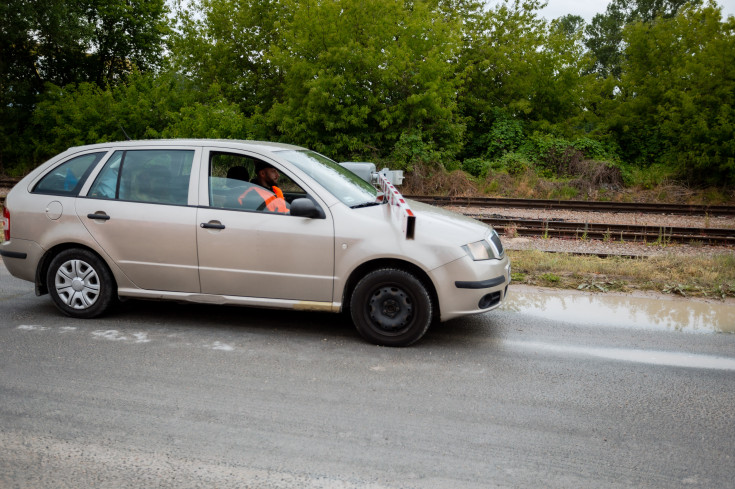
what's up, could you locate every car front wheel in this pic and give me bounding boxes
[350,268,433,347]
[46,248,116,318]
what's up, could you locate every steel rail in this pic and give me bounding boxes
[475,216,735,245]
[0,178,20,187]
[407,195,735,216]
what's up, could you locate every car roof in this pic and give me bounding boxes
[66,139,307,154]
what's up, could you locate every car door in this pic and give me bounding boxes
[76,147,201,292]
[195,149,335,302]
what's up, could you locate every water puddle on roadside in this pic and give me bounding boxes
[502,288,735,334]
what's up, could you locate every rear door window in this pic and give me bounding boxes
[33,152,106,196]
[88,149,194,205]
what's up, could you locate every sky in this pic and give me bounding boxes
[515,0,735,22]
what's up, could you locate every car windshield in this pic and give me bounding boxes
[276,150,380,207]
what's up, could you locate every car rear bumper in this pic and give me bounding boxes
[1,239,44,283]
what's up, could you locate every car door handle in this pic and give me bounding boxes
[87,213,111,221]
[200,221,225,230]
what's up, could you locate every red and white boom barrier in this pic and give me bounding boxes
[378,172,415,240]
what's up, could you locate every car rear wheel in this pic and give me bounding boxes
[350,268,433,347]
[46,248,116,318]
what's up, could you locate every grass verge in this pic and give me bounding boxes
[508,249,735,299]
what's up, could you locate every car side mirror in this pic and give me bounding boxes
[290,198,325,219]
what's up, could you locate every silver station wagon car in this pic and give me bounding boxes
[1,140,510,346]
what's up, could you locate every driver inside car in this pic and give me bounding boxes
[237,161,289,213]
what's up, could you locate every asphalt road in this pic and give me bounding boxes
[1,262,734,489]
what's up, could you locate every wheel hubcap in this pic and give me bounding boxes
[382,299,400,318]
[369,286,413,334]
[55,259,100,309]
[71,277,85,291]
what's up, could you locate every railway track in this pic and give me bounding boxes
[408,195,735,216]
[0,178,19,188]
[0,178,17,210]
[477,216,735,246]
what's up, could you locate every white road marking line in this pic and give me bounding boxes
[507,340,735,371]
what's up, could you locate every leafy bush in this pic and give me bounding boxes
[461,158,491,178]
[390,129,440,172]
[494,152,533,176]
[444,160,462,172]
[482,110,524,160]
[572,137,617,161]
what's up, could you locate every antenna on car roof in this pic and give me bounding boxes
[119,125,132,141]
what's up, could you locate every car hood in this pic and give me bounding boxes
[407,199,491,246]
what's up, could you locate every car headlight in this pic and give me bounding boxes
[462,230,504,261]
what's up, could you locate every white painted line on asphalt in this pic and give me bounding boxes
[92,330,128,341]
[132,332,150,343]
[13,325,245,352]
[507,340,735,371]
[209,341,234,351]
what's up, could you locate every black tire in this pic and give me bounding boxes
[350,268,433,347]
[46,248,116,319]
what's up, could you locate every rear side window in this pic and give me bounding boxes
[33,152,106,196]
[88,149,194,205]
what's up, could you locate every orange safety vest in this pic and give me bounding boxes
[237,185,289,214]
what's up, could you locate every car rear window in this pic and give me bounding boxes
[33,152,107,196]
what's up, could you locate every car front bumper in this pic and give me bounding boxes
[431,254,511,322]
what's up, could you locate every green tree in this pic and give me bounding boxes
[457,0,589,159]
[0,0,169,172]
[87,0,170,85]
[606,2,735,184]
[263,0,464,163]
[584,0,696,78]
[556,14,586,39]
[1,0,168,89]
[172,0,465,164]
[30,72,246,166]
[170,0,285,119]
[1,0,89,170]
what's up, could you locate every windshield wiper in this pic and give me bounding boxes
[350,201,382,209]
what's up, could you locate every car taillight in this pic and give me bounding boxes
[2,206,9,241]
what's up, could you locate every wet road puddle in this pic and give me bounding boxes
[502,287,735,334]
[502,288,735,370]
